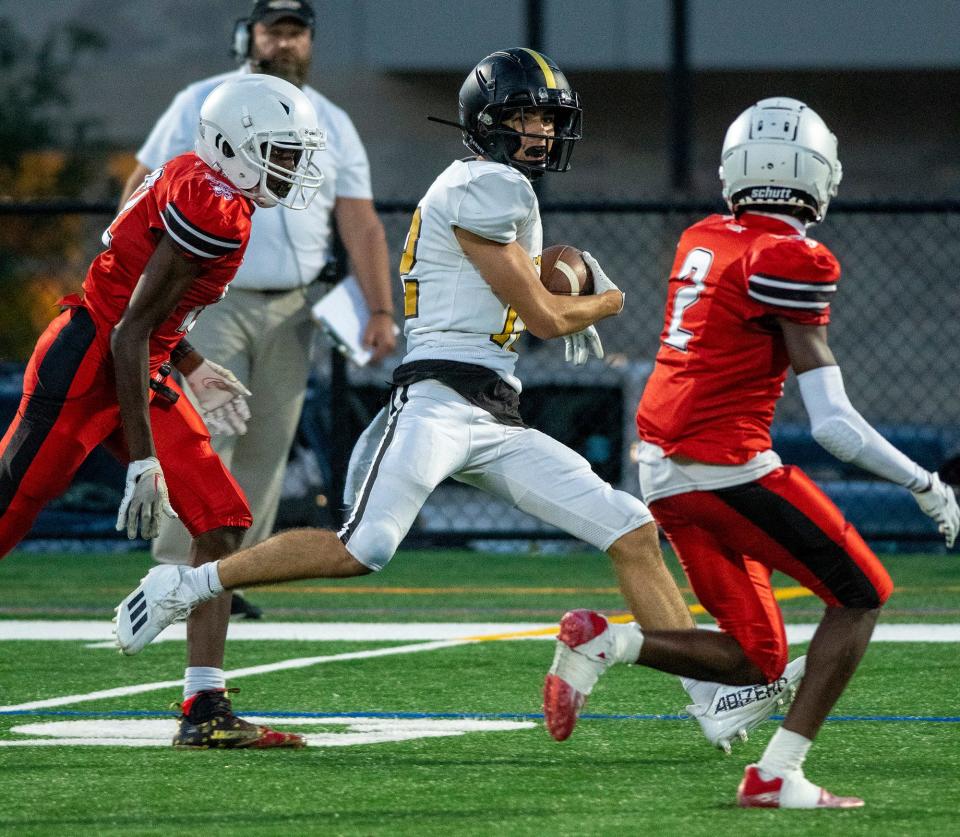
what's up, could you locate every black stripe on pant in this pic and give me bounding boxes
[711,480,883,609]
[0,307,97,517]
[338,385,409,544]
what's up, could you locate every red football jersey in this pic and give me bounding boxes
[636,212,840,464]
[81,152,253,371]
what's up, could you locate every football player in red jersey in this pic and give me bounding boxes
[548,99,959,808]
[0,73,323,748]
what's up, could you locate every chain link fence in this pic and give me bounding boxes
[2,201,959,546]
[333,201,960,546]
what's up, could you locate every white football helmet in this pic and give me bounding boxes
[196,73,324,209]
[719,97,842,223]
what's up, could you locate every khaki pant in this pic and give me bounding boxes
[153,284,322,564]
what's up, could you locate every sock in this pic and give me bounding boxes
[184,561,225,602]
[679,676,721,707]
[757,727,813,779]
[610,621,644,664]
[183,666,226,701]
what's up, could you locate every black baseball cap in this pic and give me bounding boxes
[248,0,315,28]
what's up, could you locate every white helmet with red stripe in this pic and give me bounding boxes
[719,97,842,223]
[196,73,324,209]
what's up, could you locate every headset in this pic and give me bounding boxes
[230,9,316,63]
[231,17,252,62]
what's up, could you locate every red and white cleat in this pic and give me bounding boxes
[543,610,616,741]
[736,764,865,809]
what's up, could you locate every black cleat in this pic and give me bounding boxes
[172,689,304,749]
[230,592,263,620]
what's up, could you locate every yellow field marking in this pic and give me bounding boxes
[464,586,816,641]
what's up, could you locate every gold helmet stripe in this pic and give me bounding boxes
[520,48,556,88]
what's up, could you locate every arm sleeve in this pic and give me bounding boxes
[332,114,373,200]
[798,364,931,492]
[743,237,840,325]
[161,177,246,261]
[137,88,204,169]
[453,172,534,244]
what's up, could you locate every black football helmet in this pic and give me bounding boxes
[458,48,582,179]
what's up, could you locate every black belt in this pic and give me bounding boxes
[250,262,340,296]
[392,360,525,428]
[253,286,301,296]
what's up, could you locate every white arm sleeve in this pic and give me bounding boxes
[797,365,931,492]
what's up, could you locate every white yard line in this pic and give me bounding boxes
[1,621,957,713]
[1,620,959,643]
[0,639,470,712]
[0,620,553,643]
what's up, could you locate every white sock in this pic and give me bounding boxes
[184,561,225,602]
[183,666,225,700]
[757,727,813,779]
[680,676,720,707]
[610,621,644,663]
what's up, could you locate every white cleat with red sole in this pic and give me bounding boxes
[543,610,617,741]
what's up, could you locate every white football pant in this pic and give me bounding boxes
[339,379,653,570]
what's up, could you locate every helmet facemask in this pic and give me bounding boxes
[246,130,324,209]
[471,94,582,179]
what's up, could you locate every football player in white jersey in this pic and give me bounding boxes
[113,48,802,752]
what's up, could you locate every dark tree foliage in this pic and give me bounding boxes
[0,17,106,360]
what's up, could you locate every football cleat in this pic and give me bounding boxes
[230,592,263,620]
[543,609,617,741]
[737,764,865,809]
[687,655,806,754]
[114,565,194,655]
[173,689,305,750]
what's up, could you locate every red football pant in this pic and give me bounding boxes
[650,465,893,682]
[0,306,251,558]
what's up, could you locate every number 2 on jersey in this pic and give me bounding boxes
[663,247,714,351]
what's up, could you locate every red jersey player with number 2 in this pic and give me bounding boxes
[0,73,323,749]
[546,98,959,808]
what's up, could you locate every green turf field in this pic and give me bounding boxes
[0,548,958,835]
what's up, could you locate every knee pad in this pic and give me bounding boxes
[340,519,399,572]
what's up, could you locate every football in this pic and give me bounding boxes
[539,244,594,296]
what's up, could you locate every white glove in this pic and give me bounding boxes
[913,472,960,548]
[582,251,624,313]
[563,325,604,366]
[185,359,252,436]
[116,457,177,540]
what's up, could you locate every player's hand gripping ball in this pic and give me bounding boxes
[539,244,594,296]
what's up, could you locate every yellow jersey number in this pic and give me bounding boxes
[491,253,538,351]
[399,207,422,318]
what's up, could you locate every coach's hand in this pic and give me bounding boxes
[564,325,604,366]
[913,472,960,548]
[116,457,177,540]
[582,251,624,314]
[186,359,252,436]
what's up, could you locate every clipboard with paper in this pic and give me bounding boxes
[310,275,398,366]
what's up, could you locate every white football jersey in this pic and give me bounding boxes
[398,159,542,392]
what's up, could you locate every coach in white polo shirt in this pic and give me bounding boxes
[118,0,396,618]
